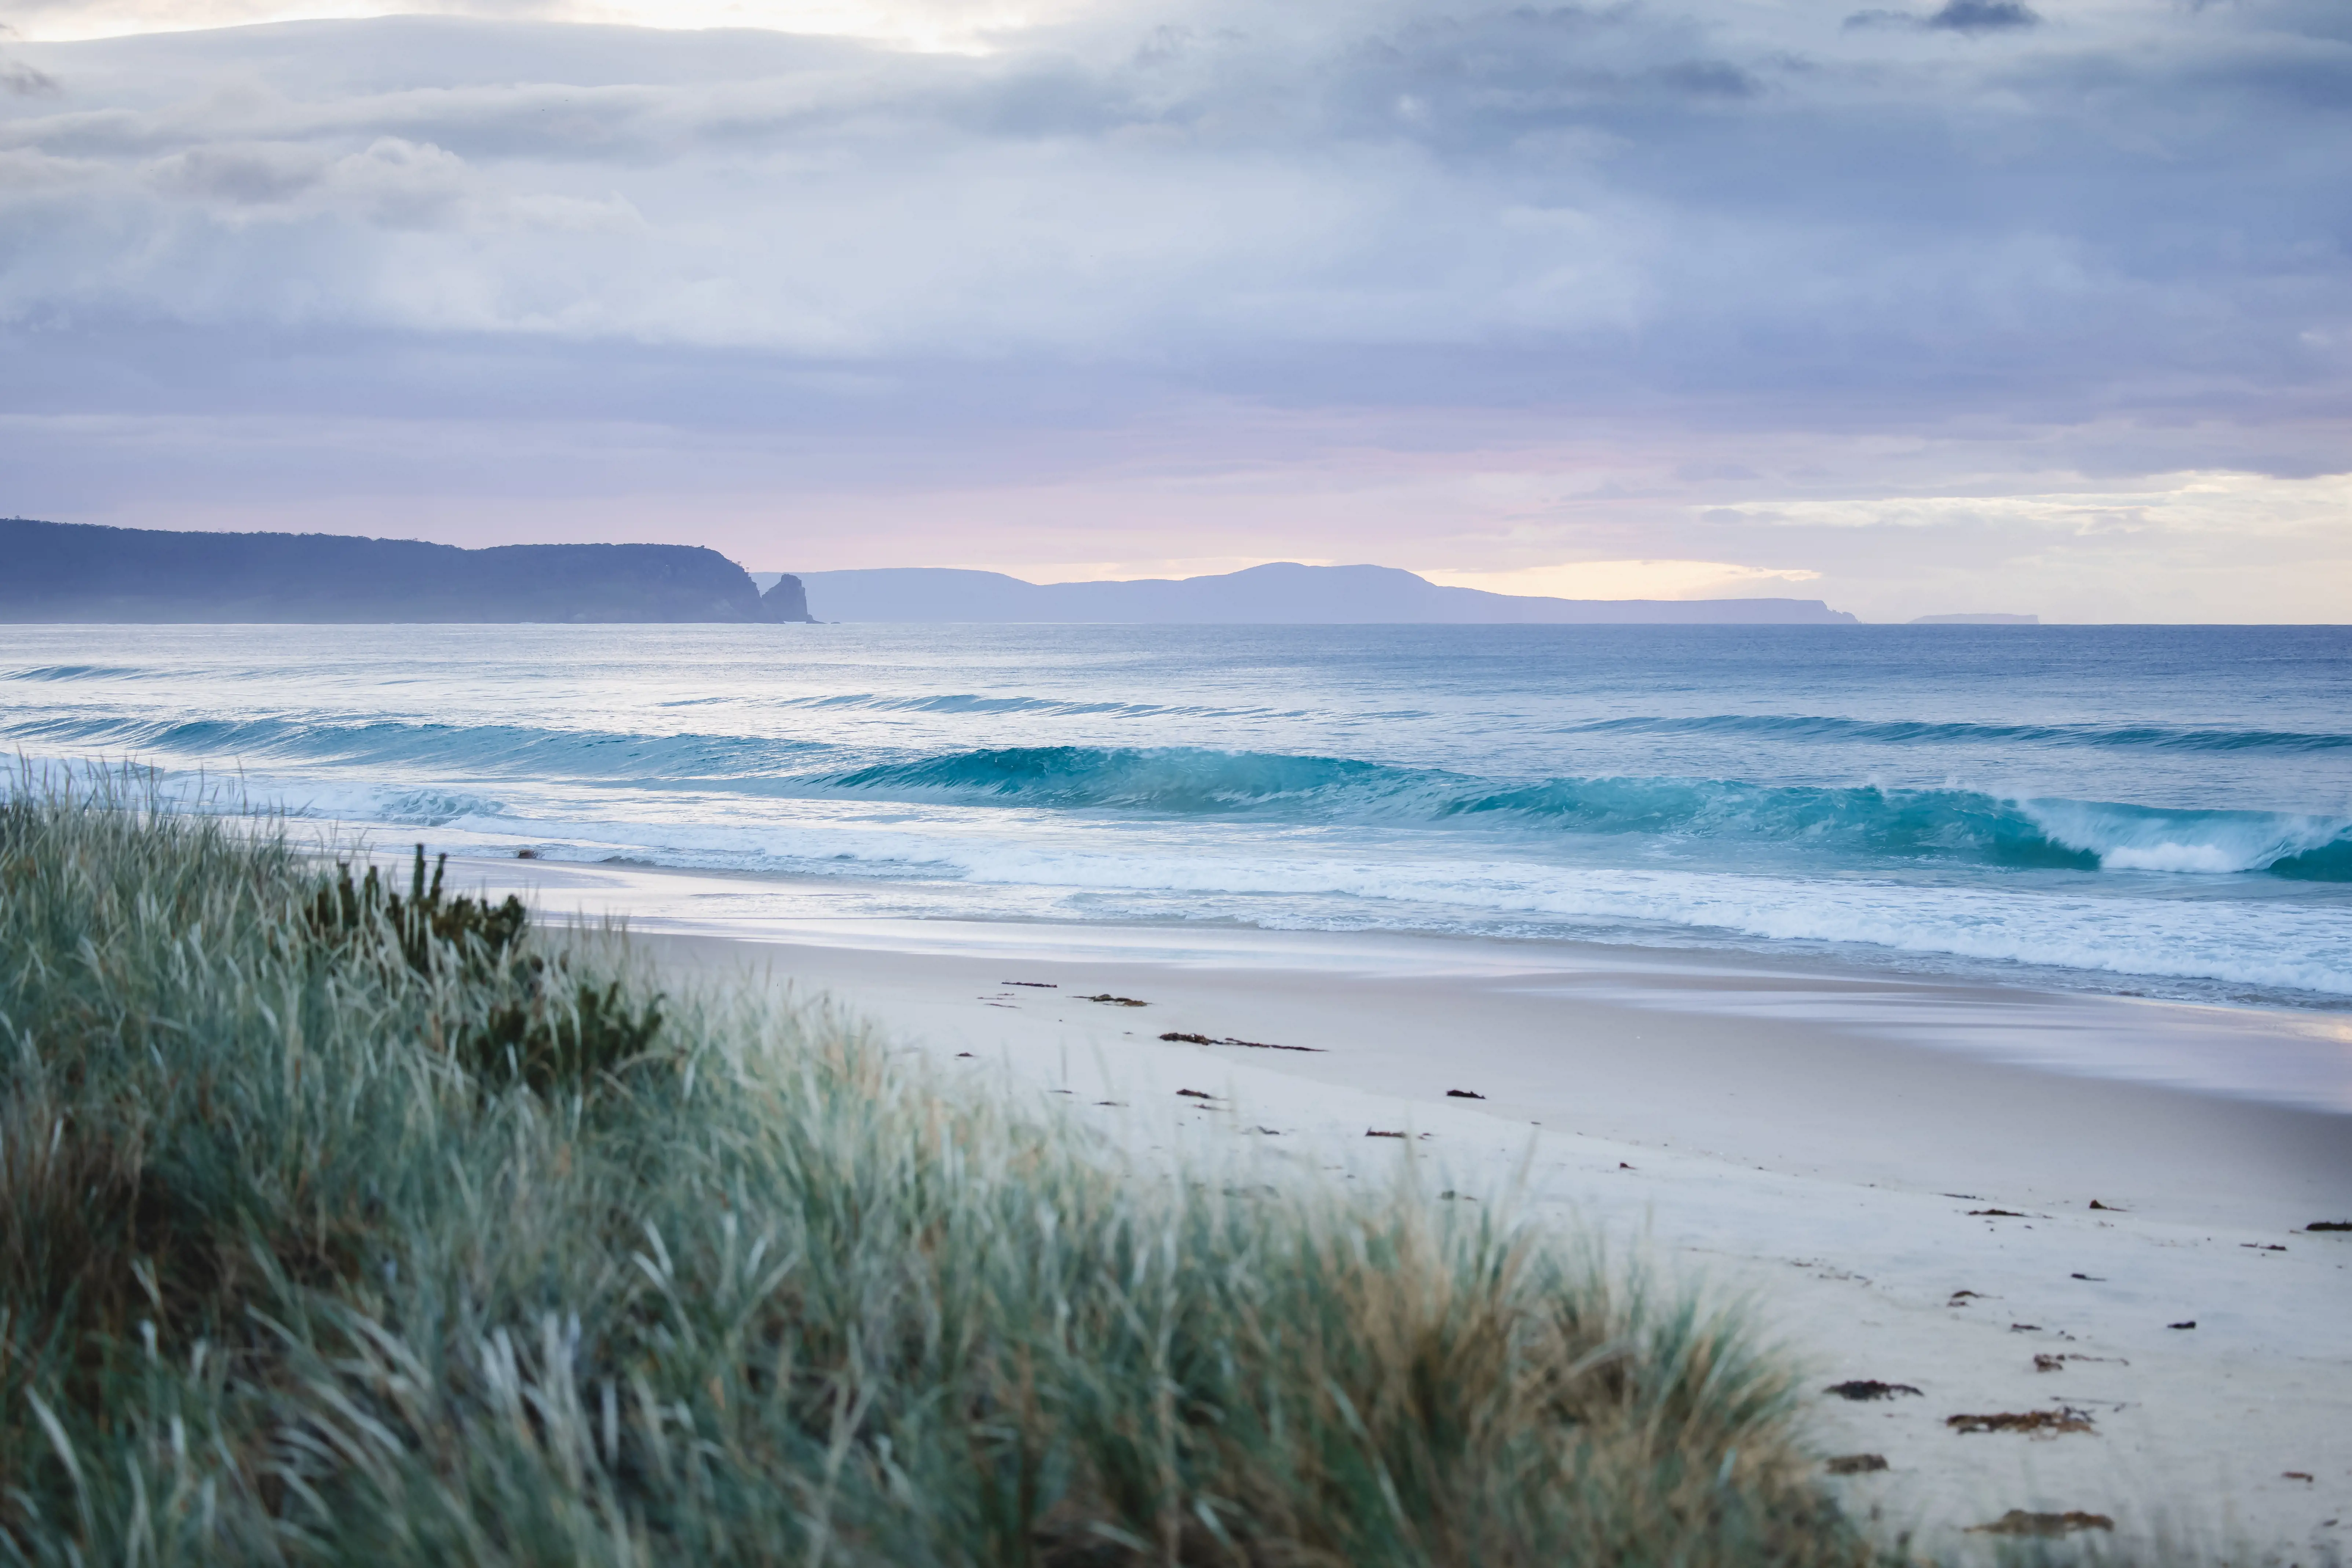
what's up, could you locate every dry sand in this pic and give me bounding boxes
[460,855,2352,1561]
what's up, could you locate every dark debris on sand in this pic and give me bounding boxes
[1158,1031,1321,1052]
[1969,1511,2114,1536]
[1946,1408,2096,1437]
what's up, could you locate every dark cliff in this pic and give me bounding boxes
[0,519,794,624]
[756,574,814,623]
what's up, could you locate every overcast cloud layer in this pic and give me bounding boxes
[1,0,2346,620]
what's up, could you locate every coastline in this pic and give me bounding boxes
[452,852,2352,1559]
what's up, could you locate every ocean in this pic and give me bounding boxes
[5,622,2349,1008]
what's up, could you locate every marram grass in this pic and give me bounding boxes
[3,775,1880,1567]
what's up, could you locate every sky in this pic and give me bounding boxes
[0,0,2346,621]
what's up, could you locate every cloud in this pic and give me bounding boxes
[1926,0,2040,33]
[1707,473,2352,539]
[145,141,330,203]
[1846,0,2039,34]
[1,54,60,95]
[1,0,1101,52]
[3,8,2341,388]
[0,6,2323,384]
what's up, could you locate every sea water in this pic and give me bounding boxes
[5,622,2349,1008]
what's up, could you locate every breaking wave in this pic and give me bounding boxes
[12,711,2346,881]
[823,745,2352,878]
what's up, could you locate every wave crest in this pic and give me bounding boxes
[5,715,836,779]
[3,664,147,682]
[821,745,2352,878]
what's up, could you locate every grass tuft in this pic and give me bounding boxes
[2,770,1889,1566]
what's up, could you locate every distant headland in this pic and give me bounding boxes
[1,519,812,624]
[784,564,1861,624]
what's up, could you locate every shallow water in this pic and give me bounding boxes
[6,621,2350,1007]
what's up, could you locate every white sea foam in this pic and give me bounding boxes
[2022,797,2349,873]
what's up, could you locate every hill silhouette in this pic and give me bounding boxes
[1,519,811,624]
[798,563,1858,624]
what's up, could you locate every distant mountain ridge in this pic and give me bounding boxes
[1,519,811,624]
[792,564,1859,624]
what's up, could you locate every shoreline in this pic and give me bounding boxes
[438,852,2352,1120]
[448,852,2352,1558]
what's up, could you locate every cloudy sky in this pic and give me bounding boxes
[1,0,2346,620]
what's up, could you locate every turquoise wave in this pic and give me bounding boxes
[823,746,2352,878]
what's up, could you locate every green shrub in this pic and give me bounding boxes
[307,845,531,973]
[307,845,661,1092]
[0,774,1881,1567]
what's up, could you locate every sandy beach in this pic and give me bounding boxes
[431,852,2352,1561]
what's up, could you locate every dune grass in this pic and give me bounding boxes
[0,775,1883,1566]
